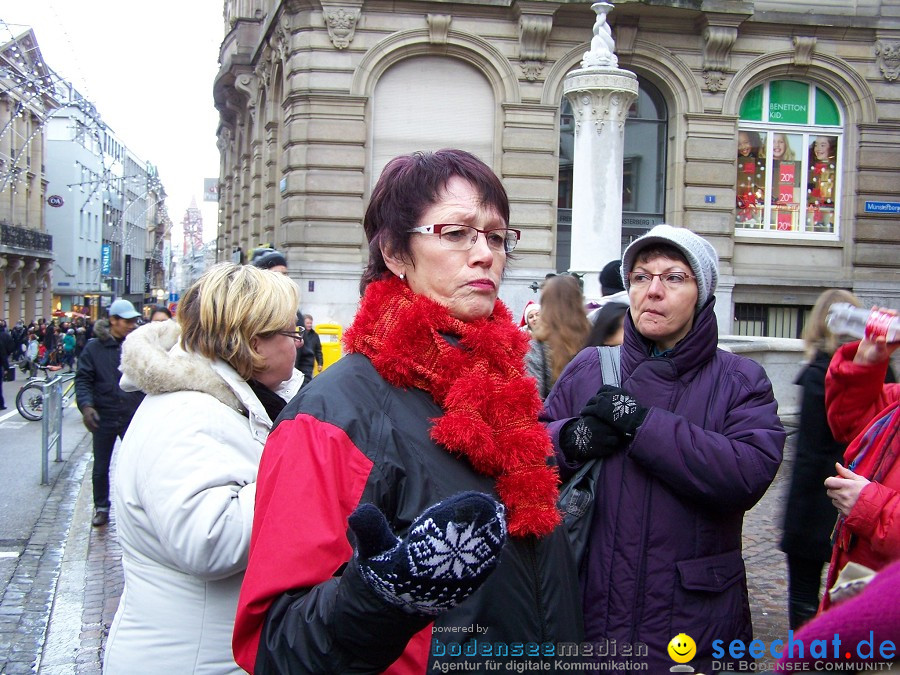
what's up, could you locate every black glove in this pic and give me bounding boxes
[348,491,506,616]
[559,415,621,461]
[581,385,649,441]
[81,405,100,432]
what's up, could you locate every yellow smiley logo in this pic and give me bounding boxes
[667,633,697,664]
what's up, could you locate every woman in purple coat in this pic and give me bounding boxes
[541,224,785,673]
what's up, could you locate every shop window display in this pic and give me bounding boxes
[767,133,802,231]
[736,130,766,227]
[735,81,842,237]
[807,135,837,232]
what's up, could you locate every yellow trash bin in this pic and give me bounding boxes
[315,323,343,372]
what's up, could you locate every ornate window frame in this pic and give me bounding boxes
[735,79,843,240]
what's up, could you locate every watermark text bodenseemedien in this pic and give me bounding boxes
[431,637,648,659]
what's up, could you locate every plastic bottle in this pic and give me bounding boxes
[826,303,899,343]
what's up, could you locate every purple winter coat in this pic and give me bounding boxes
[541,300,785,673]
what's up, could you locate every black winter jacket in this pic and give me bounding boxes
[293,340,315,382]
[234,353,583,674]
[304,328,323,369]
[74,321,144,423]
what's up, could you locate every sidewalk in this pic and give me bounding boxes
[29,427,798,673]
[39,447,122,674]
[0,430,92,675]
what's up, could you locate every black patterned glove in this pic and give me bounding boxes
[348,492,507,616]
[559,415,621,461]
[581,384,649,441]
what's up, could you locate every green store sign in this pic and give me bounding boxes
[768,81,808,124]
[739,80,840,126]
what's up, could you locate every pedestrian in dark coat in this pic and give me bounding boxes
[74,301,145,527]
[542,224,785,673]
[0,329,8,409]
[42,324,57,359]
[1,321,16,375]
[301,314,323,375]
[292,322,315,385]
[10,320,26,358]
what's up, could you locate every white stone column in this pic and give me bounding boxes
[563,2,638,302]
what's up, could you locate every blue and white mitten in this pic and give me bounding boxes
[348,492,507,616]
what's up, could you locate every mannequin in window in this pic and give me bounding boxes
[807,136,837,231]
[763,133,799,230]
[736,130,764,225]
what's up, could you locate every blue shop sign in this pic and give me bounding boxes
[100,244,111,275]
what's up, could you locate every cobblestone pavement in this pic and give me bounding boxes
[9,424,801,673]
[73,506,122,674]
[744,424,796,650]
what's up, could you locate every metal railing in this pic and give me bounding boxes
[0,221,53,252]
[40,375,66,485]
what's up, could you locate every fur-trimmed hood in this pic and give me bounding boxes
[93,319,111,341]
[119,320,244,410]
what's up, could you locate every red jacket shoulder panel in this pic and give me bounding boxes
[232,414,374,672]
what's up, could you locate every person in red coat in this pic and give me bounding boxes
[823,310,900,612]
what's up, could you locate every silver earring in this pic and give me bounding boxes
[399,273,405,280]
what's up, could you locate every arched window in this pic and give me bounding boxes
[557,76,667,272]
[371,56,494,186]
[735,80,842,236]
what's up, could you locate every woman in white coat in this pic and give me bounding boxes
[104,263,303,674]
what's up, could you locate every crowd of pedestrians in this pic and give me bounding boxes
[0,316,93,379]
[2,148,898,674]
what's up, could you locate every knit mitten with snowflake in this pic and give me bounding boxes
[347,492,507,616]
[560,385,649,462]
[581,384,649,441]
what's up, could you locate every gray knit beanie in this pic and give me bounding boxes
[621,224,719,311]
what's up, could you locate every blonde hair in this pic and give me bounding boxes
[178,263,300,380]
[802,288,862,360]
[763,133,796,162]
[533,275,591,385]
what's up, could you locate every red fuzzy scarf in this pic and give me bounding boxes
[344,276,561,537]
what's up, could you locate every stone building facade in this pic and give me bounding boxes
[215,0,900,332]
[0,29,55,323]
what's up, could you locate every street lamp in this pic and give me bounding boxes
[154,288,166,306]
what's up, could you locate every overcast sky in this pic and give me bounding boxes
[3,1,223,243]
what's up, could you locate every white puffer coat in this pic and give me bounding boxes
[103,320,303,674]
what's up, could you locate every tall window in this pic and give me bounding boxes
[372,57,494,187]
[557,76,667,271]
[736,81,842,236]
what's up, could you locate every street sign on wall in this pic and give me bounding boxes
[864,201,900,214]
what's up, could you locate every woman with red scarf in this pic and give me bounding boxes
[233,150,582,673]
[822,308,900,612]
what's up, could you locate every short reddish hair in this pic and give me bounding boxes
[360,149,511,294]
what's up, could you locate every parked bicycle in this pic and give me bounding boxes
[16,365,77,422]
